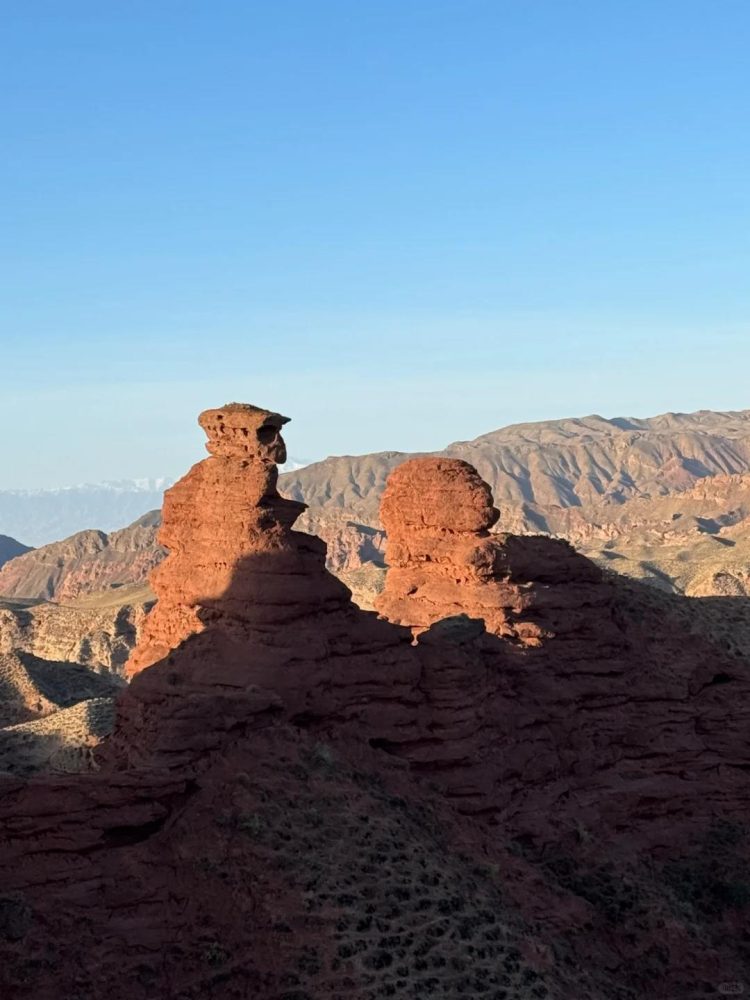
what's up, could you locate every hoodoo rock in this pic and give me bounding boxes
[125,403,341,674]
[116,402,419,769]
[1,403,750,1000]
[375,457,609,646]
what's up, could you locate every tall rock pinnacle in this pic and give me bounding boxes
[125,403,350,678]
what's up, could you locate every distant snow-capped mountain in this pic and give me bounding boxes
[1,477,176,499]
[0,460,308,548]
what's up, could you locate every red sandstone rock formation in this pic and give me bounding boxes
[372,456,750,853]
[116,403,419,769]
[126,403,353,677]
[375,457,606,646]
[1,403,750,1000]
[113,419,750,851]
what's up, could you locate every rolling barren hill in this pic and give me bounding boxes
[280,409,750,528]
[0,511,163,602]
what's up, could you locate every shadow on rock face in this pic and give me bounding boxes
[1,405,750,1000]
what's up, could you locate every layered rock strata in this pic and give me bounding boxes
[115,411,750,854]
[0,512,162,602]
[1,402,749,1000]
[0,599,149,675]
[375,457,609,647]
[126,403,376,677]
[116,403,418,769]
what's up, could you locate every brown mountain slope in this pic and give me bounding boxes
[551,474,750,595]
[280,408,750,527]
[583,521,750,596]
[0,535,31,571]
[0,511,163,601]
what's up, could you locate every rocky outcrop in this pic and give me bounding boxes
[0,696,116,776]
[117,404,417,769]
[0,730,655,1000]
[375,457,608,647]
[125,404,365,676]
[0,598,150,675]
[2,402,750,1000]
[116,408,750,846]
[0,511,162,602]
[0,594,148,774]
[0,605,129,776]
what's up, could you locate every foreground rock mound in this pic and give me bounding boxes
[1,401,749,1000]
[0,593,146,775]
[0,650,119,729]
[0,696,115,775]
[0,650,121,775]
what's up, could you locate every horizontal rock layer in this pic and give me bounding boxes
[1,403,749,999]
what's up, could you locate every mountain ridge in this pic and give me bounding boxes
[0,535,31,570]
[4,407,750,603]
[280,406,750,525]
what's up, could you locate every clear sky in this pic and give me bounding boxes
[1,0,749,488]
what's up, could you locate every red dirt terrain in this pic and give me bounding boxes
[1,402,749,1000]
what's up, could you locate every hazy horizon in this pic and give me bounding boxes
[2,1,749,488]
[4,399,750,492]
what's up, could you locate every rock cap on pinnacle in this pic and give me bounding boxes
[198,402,290,462]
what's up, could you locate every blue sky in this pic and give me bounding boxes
[1,0,749,487]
